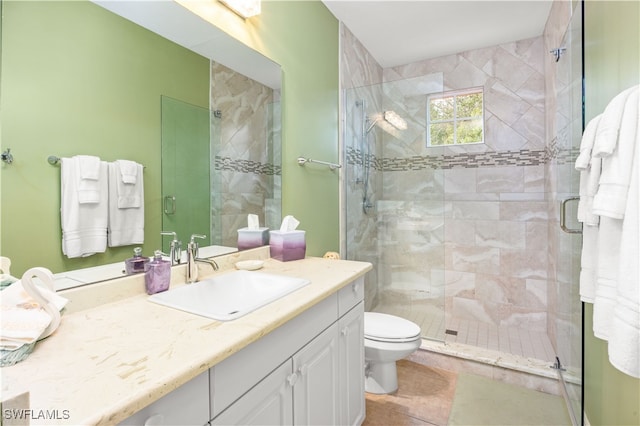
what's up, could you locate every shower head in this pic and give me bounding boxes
[365,110,407,134]
[383,111,407,130]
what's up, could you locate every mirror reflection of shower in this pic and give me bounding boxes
[356,99,407,214]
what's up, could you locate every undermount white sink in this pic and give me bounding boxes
[148,270,310,321]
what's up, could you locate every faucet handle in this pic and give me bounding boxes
[161,231,178,241]
[189,234,207,243]
[161,231,182,265]
[188,234,207,259]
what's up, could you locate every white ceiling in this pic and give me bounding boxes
[322,0,553,68]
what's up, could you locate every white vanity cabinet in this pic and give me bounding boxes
[209,360,294,425]
[118,371,209,426]
[339,301,365,426]
[120,276,365,426]
[210,276,365,426]
[292,321,340,424]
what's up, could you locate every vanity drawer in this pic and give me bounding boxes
[338,276,364,317]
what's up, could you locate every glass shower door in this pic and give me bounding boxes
[551,4,583,424]
[161,96,212,251]
[344,73,446,341]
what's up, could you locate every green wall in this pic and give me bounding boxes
[258,1,340,256]
[0,0,210,275]
[584,1,640,424]
[0,0,340,276]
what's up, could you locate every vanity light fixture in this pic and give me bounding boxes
[384,110,407,130]
[219,0,261,18]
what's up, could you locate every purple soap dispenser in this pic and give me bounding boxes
[145,250,171,295]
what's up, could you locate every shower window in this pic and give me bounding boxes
[427,87,484,146]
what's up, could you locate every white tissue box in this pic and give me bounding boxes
[237,227,270,250]
[269,230,306,262]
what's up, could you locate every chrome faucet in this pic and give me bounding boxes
[186,234,219,283]
[161,231,182,266]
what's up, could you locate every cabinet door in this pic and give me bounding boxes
[339,302,365,426]
[293,322,340,425]
[211,360,294,425]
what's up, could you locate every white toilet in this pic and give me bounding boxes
[364,312,422,394]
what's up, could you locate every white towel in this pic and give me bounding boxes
[75,155,102,204]
[76,154,100,180]
[116,159,139,184]
[577,115,602,226]
[0,267,67,350]
[592,86,637,158]
[579,223,599,303]
[113,161,143,208]
[61,157,108,258]
[606,90,640,378]
[107,161,144,247]
[592,87,639,219]
[576,114,601,171]
[592,216,623,340]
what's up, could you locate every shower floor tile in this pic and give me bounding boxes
[371,303,556,362]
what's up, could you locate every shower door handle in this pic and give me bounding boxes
[164,195,176,215]
[560,197,582,234]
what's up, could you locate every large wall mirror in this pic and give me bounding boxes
[0,0,282,285]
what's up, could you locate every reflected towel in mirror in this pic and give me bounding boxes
[108,161,144,247]
[61,157,108,258]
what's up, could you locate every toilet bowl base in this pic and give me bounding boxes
[365,360,398,394]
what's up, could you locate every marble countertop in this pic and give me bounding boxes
[1,248,372,425]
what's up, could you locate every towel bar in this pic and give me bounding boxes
[297,157,341,170]
[48,155,145,169]
[48,155,61,165]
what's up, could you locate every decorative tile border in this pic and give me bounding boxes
[346,144,579,171]
[215,156,281,175]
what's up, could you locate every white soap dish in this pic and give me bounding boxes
[235,260,264,271]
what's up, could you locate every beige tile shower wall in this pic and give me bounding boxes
[379,36,550,332]
[210,62,277,246]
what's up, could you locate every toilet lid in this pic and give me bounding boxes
[364,312,421,342]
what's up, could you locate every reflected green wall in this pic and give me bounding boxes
[584,1,640,424]
[168,0,340,256]
[0,0,340,275]
[0,0,209,275]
